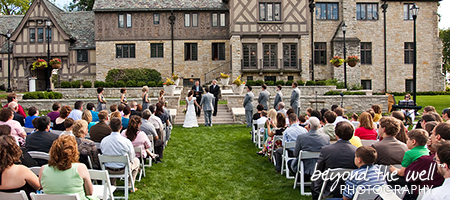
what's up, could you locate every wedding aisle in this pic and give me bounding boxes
[126,124,309,199]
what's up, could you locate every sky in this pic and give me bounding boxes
[53,0,450,29]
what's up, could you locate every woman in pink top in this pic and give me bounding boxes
[121,115,157,159]
[354,112,378,140]
[0,108,26,140]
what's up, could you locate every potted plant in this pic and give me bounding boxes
[220,73,230,86]
[49,58,61,69]
[329,56,344,67]
[31,59,48,70]
[346,55,360,67]
[163,77,176,96]
[232,75,246,95]
[172,73,180,86]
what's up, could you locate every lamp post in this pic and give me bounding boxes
[342,23,347,88]
[410,4,419,104]
[4,31,12,92]
[309,0,315,81]
[381,0,388,93]
[46,20,52,92]
[169,12,176,75]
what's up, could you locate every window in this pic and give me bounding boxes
[264,76,276,82]
[243,44,257,68]
[151,43,164,58]
[404,42,414,64]
[357,3,378,20]
[212,13,226,27]
[185,43,198,61]
[316,3,339,20]
[126,14,132,28]
[212,13,218,27]
[360,42,372,64]
[77,49,88,62]
[185,13,190,27]
[405,79,413,92]
[259,3,281,21]
[154,14,160,24]
[119,14,131,28]
[247,76,253,81]
[404,3,414,20]
[288,76,294,81]
[116,44,135,58]
[220,13,226,26]
[192,13,198,27]
[46,28,51,42]
[212,43,225,60]
[37,28,44,42]
[283,44,297,68]
[314,42,327,64]
[0,61,2,71]
[263,44,277,68]
[118,14,124,28]
[29,28,35,43]
[361,80,372,90]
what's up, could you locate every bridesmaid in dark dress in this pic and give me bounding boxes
[142,86,150,110]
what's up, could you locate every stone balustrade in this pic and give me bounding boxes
[245,85,337,96]
[53,86,183,99]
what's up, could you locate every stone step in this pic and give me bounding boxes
[174,104,235,125]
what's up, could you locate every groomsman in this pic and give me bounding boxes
[191,80,203,117]
[273,85,283,111]
[209,80,221,116]
[291,82,301,116]
[258,84,270,110]
[243,85,254,128]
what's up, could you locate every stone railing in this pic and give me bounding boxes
[225,95,388,114]
[244,85,337,96]
[53,86,183,99]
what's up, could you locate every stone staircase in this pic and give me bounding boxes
[174,104,235,125]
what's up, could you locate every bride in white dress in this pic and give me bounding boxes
[183,90,201,128]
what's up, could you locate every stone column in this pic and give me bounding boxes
[230,35,242,81]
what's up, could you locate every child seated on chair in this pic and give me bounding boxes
[342,146,386,200]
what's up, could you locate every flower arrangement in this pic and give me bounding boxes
[49,58,61,65]
[346,55,360,67]
[232,75,245,86]
[220,73,229,78]
[163,77,175,85]
[31,59,48,70]
[172,73,179,80]
[329,56,344,67]
[183,108,187,115]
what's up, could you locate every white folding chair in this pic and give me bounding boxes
[0,190,28,200]
[352,187,380,200]
[87,155,93,169]
[293,151,321,195]
[30,193,81,200]
[318,168,354,199]
[360,139,377,146]
[146,135,154,168]
[88,170,116,200]
[24,127,35,134]
[271,135,283,166]
[256,123,265,149]
[252,120,258,143]
[94,142,101,150]
[416,187,430,200]
[29,166,41,176]
[28,151,50,161]
[98,154,134,200]
[280,141,296,179]
[133,147,146,182]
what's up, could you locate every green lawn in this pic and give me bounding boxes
[397,95,450,114]
[127,124,309,200]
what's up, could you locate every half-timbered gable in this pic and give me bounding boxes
[0,16,23,90]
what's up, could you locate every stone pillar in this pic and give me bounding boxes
[230,35,242,81]
[300,36,310,81]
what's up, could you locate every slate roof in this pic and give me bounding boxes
[0,15,23,53]
[93,0,227,11]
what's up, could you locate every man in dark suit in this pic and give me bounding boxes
[89,110,112,143]
[209,79,221,116]
[311,121,358,200]
[25,116,59,166]
[8,101,24,126]
[192,80,204,117]
[273,85,283,111]
[129,101,141,117]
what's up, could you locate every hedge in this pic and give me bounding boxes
[23,91,63,99]
[82,81,92,88]
[105,68,161,83]
[324,91,365,95]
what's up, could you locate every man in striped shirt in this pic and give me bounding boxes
[342,146,386,200]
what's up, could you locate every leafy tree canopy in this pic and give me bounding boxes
[440,29,450,73]
[68,0,94,11]
[0,0,32,15]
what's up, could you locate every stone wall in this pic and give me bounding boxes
[248,85,337,96]
[53,87,183,98]
[225,95,388,114]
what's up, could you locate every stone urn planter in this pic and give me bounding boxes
[348,61,357,67]
[232,84,245,95]
[333,62,341,67]
[51,64,61,69]
[174,79,180,86]
[163,85,176,96]
[221,77,230,86]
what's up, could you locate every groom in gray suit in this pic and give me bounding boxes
[258,84,270,110]
[243,85,254,127]
[290,82,301,116]
[200,87,215,126]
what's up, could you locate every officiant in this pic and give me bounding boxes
[192,80,204,117]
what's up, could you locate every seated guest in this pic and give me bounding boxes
[24,106,39,128]
[118,103,125,117]
[121,116,157,160]
[149,105,165,143]
[425,121,439,154]
[122,106,131,129]
[86,103,99,122]
[354,112,377,140]
[285,108,295,126]
[391,111,408,143]
[372,105,382,123]
[0,108,26,141]
[298,115,307,127]
[276,102,287,117]
[390,129,430,177]
[419,113,436,130]
[422,141,450,199]
[8,102,24,126]
[53,105,72,131]
[259,113,287,158]
[68,101,84,121]
[155,102,170,126]
[288,117,329,177]
[311,121,358,199]
[72,120,100,169]
[141,109,164,163]
[82,110,97,132]
[253,104,264,121]
[372,117,408,165]
[333,107,350,126]
[274,113,307,172]
[256,110,268,125]
[415,106,436,129]
[47,102,61,122]
[59,118,75,137]
[0,135,40,198]
[320,111,337,141]
[343,146,386,200]
[136,104,143,112]
[25,116,58,166]
[129,101,141,117]
[3,93,26,118]
[89,110,112,143]
[0,126,37,167]
[110,111,121,119]
[110,104,118,114]
[100,118,140,191]
[350,113,359,128]
[39,136,99,200]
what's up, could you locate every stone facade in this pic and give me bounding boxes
[53,87,168,99]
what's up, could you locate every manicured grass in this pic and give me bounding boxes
[401,95,450,115]
[128,124,309,200]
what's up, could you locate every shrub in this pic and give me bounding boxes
[71,80,81,88]
[137,81,146,87]
[37,92,48,99]
[285,80,294,86]
[246,80,255,86]
[348,83,363,90]
[23,91,63,99]
[336,82,346,89]
[126,80,136,87]
[254,80,264,86]
[297,80,305,86]
[157,81,164,87]
[324,78,339,86]
[82,81,92,88]
[105,68,161,83]
[147,81,156,87]
[324,91,365,95]
[61,81,71,88]
[94,81,105,88]
[305,80,316,86]
[275,80,285,86]
[105,82,115,88]
[265,81,274,86]
[316,80,326,86]
[23,92,39,99]
[115,81,126,87]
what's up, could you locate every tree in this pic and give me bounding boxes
[68,0,94,11]
[440,29,450,73]
[0,0,32,15]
